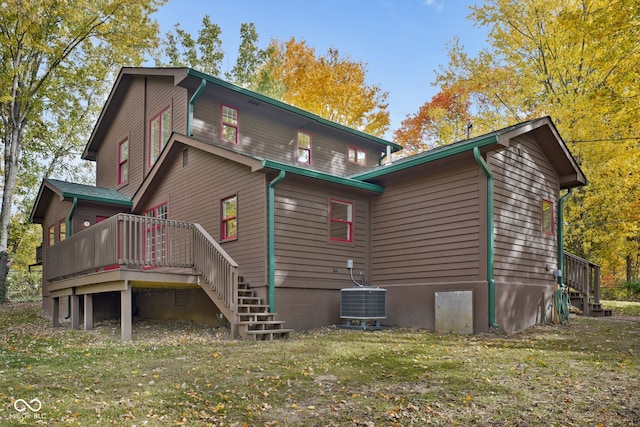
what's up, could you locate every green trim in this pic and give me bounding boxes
[59,192,132,207]
[188,78,206,136]
[66,197,78,237]
[352,135,498,180]
[473,147,499,330]
[557,189,572,285]
[186,68,402,152]
[261,160,385,193]
[268,171,286,312]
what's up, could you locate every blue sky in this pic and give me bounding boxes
[152,1,488,139]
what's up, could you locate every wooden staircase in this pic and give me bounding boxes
[236,281,293,341]
[564,251,613,318]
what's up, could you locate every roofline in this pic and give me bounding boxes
[351,134,500,180]
[186,68,403,152]
[261,159,385,193]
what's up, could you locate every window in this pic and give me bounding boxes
[542,199,554,235]
[48,225,55,246]
[296,131,312,164]
[348,146,366,166]
[221,105,239,143]
[118,138,129,185]
[221,195,238,241]
[58,220,67,242]
[144,203,168,265]
[330,199,353,242]
[149,107,171,167]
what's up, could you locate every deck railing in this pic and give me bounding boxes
[44,213,238,311]
[563,251,601,304]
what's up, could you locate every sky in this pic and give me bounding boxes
[152,0,489,139]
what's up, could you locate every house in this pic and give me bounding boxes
[30,67,596,341]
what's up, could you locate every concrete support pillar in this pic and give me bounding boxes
[70,292,80,330]
[84,294,93,331]
[121,281,132,342]
[52,297,60,327]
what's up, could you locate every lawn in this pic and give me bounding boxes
[1,302,639,426]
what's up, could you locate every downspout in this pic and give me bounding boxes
[267,170,286,312]
[64,197,78,319]
[187,78,207,136]
[556,189,572,285]
[473,147,499,330]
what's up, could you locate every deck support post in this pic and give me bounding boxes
[84,294,93,330]
[52,297,60,327]
[121,281,132,342]
[70,291,80,330]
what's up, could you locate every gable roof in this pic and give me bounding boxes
[30,179,132,224]
[352,116,587,189]
[82,67,402,161]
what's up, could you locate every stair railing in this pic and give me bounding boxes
[563,251,602,311]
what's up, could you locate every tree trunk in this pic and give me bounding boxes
[0,125,23,303]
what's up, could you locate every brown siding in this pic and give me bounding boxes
[95,75,188,196]
[135,146,267,288]
[371,160,482,284]
[192,93,382,177]
[273,178,370,289]
[491,135,559,284]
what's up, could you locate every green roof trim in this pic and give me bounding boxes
[350,134,500,180]
[261,160,385,193]
[46,179,132,206]
[186,68,403,153]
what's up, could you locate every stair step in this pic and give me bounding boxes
[245,329,294,341]
[241,321,287,331]
[238,296,262,304]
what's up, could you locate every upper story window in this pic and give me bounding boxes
[118,138,129,185]
[221,105,239,143]
[48,224,55,246]
[149,107,172,167]
[542,199,554,235]
[348,146,366,166]
[296,130,312,164]
[58,220,67,241]
[329,199,353,243]
[221,195,238,241]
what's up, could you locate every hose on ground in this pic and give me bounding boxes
[555,285,570,325]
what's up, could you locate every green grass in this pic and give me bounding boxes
[1,302,639,426]
[603,300,640,317]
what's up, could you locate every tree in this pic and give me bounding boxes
[261,38,390,137]
[0,0,165,302]
[394,84,474,155]
[431,0,640,281]
[156,14,224,77]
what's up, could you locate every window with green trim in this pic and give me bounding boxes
[58,220,66,241]
[221,195,238,241]
[48,224,55,246]
[118,138,129,185]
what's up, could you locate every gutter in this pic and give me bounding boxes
[267,171,286,312]
[66,197,78,237]
[188,78,207,136]
[556,189,572,285]
[473,147,500,330]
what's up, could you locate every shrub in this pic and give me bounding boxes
[601,280,640,302]
[6,270,42,302]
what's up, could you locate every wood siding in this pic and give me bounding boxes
[95,75,187,196]
[491,135,559,284]
[371,160,483,284]
[134,144,267,288]
[191,91,382,177]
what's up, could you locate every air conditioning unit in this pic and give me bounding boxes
[340,287,386,320]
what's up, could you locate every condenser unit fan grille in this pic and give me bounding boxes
[340,287,386,320]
